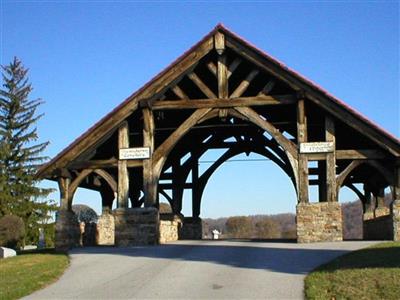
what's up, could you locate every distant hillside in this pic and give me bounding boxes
[203,194,392,240]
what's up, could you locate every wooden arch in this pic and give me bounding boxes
[149,107,299,206]
[68,169,117,206]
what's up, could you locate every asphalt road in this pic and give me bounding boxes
[26,240,377,299]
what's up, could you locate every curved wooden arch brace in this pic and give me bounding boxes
[69,169,93,198]
[336,160,394,192]
[197,146,296,198]
[233,106,299,193]
[93,169,117,193]
[336,160,364,191]
[344,183,366,203]
[152,108,213,177]
[68,168,117,208]
[159,189,173,207]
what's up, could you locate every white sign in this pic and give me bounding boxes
[119,147,150,160]
[300,142,334,154]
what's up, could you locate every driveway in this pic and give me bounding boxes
[26,240,377,299]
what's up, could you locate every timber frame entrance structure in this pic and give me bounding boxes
[37,25,400,248]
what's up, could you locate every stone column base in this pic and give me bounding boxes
[113,207,159,246]
[159,214,182,243]
[393,200,400,241]
[55,210,81,250]
[179,217,202,240]
[296,202,343,243]
[96,211,115,245]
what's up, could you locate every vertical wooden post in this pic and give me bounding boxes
[58,177,71,211]
[216,31,228,119]
[118,121,129,208]
[297,98,309,203]
[143,108,156,207]
[325,116,337,202]
[171,161,182,214]
[192,156,201,218]
[318,161,327,202]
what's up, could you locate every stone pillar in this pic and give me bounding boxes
[159,214,182,243]
[55,210,80,250]
[296,202,342,243]
[96,210,115,245]
[179,217,203,240]
[55,177,80,250]
[113,207,159,246]
[392,200,400,241]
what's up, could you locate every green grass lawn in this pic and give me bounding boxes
[305,242,400,300]
[0,249,69,300]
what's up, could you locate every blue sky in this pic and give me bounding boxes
[1,1,399,218]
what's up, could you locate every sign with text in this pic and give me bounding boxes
[300,142,334,154]
[119,147,150,160]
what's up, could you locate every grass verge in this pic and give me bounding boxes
[305,241,400,299]
[0,249,69,300]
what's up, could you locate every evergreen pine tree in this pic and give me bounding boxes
[0,57,56,245]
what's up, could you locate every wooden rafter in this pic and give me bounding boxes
[230,69,259,98]
[188,72,217,99]
[228,58,241,79]
[258,80,275,96]
[172,85,189,100]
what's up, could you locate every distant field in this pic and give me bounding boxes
[305,241,400,299]
[0,249,69,300]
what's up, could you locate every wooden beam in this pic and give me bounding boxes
[258,80,275,96]
[297,98,309,203]
[218,54,228,119]
[172,85,189,100]
[218,55,228,99]
[68,159,143,169]
[230,69,259,98]
[118,121,129,208]
[207,61,217,77]
[336,160,363,189]
[336,149,388,160]
[151,95,296,110]
[227,58,241,79]
[325,116,336,202]
[143,108,156,207]
[214,31,225,55]
[188,72,217,99]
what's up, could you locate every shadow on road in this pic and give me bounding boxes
[69,240,361,275]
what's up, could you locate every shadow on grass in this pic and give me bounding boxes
[314,243,400,272]
[17,248,67,256]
